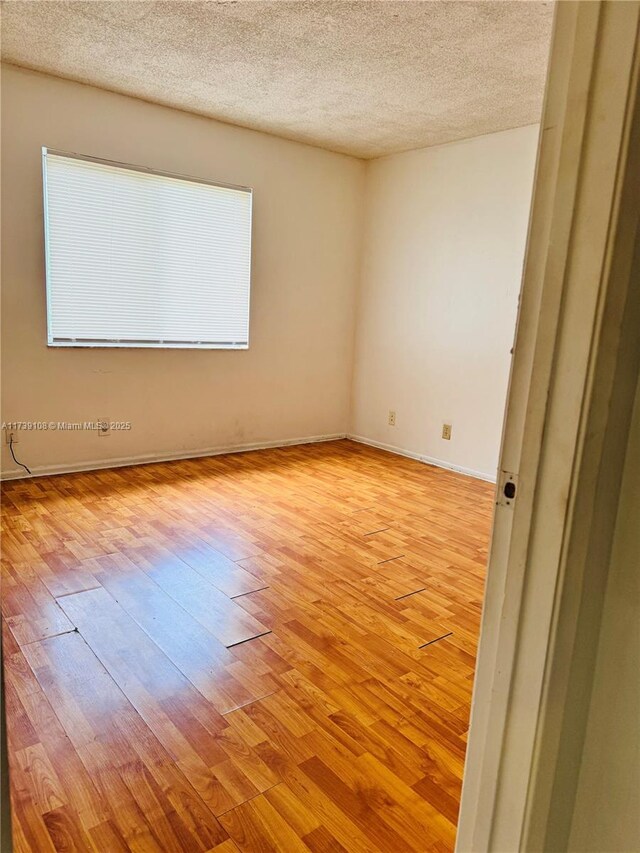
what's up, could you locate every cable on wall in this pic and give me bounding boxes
[9,437,31,475]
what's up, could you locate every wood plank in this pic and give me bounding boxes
[2,440,494,851]
[19,631,229,851]
[1,562,75,646]
[87,553,278,714]
[134,539,267,599]
[57,587,280,812]
[103,545,269,647]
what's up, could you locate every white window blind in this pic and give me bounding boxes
[42,148,252,348]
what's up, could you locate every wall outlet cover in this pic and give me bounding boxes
[4,428,18,444]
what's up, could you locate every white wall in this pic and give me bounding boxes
[1,67,538,481]
[351,125,539,480]
[1,65,365,476]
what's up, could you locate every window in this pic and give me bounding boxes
[42,148,252,348]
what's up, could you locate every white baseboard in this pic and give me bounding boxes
[2,431,496,484]
[1,433,347,481]
[347,434,497,483]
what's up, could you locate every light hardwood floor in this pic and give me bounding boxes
[1,439,494,852]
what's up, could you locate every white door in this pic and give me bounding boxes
[457,2,640,850]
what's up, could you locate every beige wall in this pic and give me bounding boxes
[568,372,640,853]
[1,65,365,475]
[1,67,538,481]
[351,125,539,480]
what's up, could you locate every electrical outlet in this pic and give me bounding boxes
[4,428,18,445]
[388,410,396,427]
[97,418,110,437]
[442,423,452,440]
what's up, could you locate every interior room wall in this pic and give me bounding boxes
[350,125,539,481]
[1,65,365,476]
[1,66,539,482]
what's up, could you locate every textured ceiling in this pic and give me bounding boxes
[0,0,554,159]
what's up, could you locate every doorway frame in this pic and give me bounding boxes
[457,2,640,850]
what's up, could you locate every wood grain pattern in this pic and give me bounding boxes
[2,439,493,851]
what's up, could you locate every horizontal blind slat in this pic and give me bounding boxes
[44,151,252,348]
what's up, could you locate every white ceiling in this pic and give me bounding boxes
[0,0,554,159]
